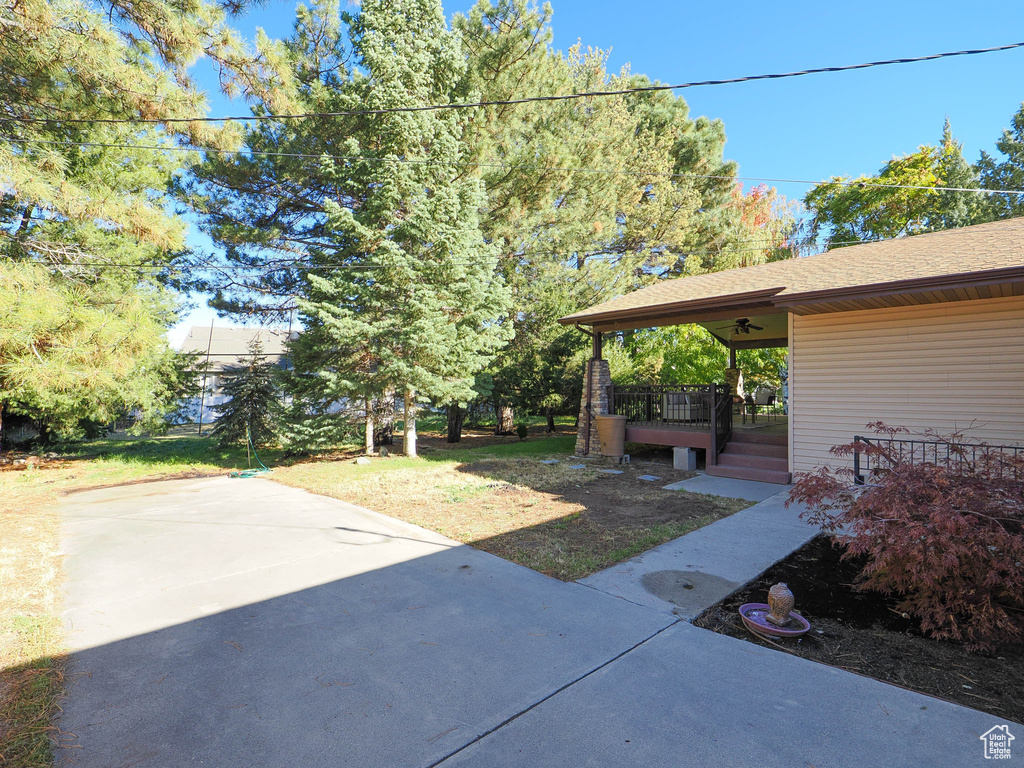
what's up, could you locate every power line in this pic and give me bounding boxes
[5,41,1024,126]
[26,225,1024,274]
[19,237,820,272]
[6,136,1023,196]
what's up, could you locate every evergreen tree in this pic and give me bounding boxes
[454,0,781,434]
[0,0,256,446]
[211,340,281,448]
[301,0,512,457]
[976,102,1024,220]
[186,0,512,456]
[935,118,982,229]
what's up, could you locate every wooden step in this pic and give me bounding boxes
[717,452,789,471]
[728,431,788,446]
[706,464,792,484]
[722,441,788,459]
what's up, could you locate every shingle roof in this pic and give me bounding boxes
[560,217,1024,325]
[178,326,293,371]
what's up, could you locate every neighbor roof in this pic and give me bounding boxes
[560,217,1024,330]
[178,326,293,371]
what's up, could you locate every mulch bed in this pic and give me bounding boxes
[694,535,1024,723]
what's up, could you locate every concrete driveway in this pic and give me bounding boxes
[58,476,1013,767]
[58,476,672,767]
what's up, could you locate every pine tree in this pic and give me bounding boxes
[295,0,511,457]
[936,118,982,229]
[211,340,281,448]
[454,0,758,434]
[186,0,512,456]
[977,102,1024,220]
[0,0,256,446]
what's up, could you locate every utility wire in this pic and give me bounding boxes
[20,238,827,272]
[29,225,1024,274]
[5,136,1023,196]
[5,41,1023,125]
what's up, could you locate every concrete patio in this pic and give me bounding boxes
[57,476,1017,767]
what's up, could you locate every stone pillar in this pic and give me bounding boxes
[575,358,612,456]
[724,367,744,398]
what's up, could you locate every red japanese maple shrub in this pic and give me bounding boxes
[788,423,1024,652]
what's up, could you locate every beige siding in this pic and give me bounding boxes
[791,295,1024,474]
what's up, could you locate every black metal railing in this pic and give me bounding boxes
[611,384,715,430]
[853,436,1024,485]
[712,387,733,461]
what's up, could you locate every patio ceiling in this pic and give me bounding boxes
[698,312,788,349]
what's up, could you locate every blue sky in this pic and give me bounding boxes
[172,0,1024,341]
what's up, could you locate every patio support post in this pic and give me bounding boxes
[574,328,611,456]
[710,383,718,466]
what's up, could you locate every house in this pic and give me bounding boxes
[176,326,294,424]
[559,218,1024,483]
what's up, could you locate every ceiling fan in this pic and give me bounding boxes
[717,318,764,335]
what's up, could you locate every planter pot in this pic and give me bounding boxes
[594,414,627,457]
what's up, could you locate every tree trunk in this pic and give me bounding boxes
[364,392,375,455]
[0,400,5,454]
[374,388,395,446]
[493,395,514,435]
[404,388,417,458]
[446,403,464,443]
[546,407,555,433]
[498,404,514,435]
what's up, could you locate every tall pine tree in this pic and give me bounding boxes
[0,0,256,446]
[186,0,511,456]
[454,0,761,433]
[299,0,511,456]
[977,102,1024,221]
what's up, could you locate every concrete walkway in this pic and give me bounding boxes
[57,476,1017,768]
[662,472,789,501]
[579,484,814,619]
[443,622,1007,768]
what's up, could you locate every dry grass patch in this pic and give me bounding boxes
[1,473,66,767]
[273,441,750,581]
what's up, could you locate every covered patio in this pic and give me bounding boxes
[561,218,1024,486]
[565,304,791,484]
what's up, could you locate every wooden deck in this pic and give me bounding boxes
[624,423,713,450]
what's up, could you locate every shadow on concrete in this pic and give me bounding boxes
[54,515,672,768]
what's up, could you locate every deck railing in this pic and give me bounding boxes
[853,436,1024,485]
[712,388,733,461]
[611,384,715,430]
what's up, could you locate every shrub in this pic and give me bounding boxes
[788,423,1024,652]
[515,422,528,441]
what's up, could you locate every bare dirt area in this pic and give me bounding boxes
[273,438,749,582]
[694,535,1024,723]
[468,465,748,581]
